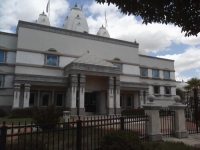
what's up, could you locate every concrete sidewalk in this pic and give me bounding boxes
[163,134,200,147]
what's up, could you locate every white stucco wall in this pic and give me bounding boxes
[0,33,17,49]
[139,55,174,70]
[17,27,139,64]
[159,70,163,78]
[7,52,16,63]
[15,66,64,77]
[148,69,152,78]
[123,65,139,75]
[59,56,75,67]
[170,72,175,80]
[16,51,44,65]
[120,76,140,83]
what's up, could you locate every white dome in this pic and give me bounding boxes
[176,81,188,91]
[97,25,110,38]
[36,12,50,26]
[63,5,89,33]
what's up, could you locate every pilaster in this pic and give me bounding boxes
[79,74,86,116]
[107,76,114,115]
[23,84,31,108]
[13,84,21,108]
[114,76,121,114]
[67,74,78,115]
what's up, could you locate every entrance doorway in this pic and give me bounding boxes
[84,92,97,113]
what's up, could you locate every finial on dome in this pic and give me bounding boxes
[87,50,89,53]
[43,11,44,14]
[77,14,79,17]
[75,3,77,7]
[102,24,104,27]
[134,39,137,43]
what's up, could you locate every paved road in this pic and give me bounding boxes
[163,134,200,147]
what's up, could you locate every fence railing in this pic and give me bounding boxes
[0,114,148,150]
[159,109,175,137]
[185,109,199,134]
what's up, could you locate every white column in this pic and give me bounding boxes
[107,77,114,115]
[68,74,78,115]
[79,74,86,108]
[23,84,31,108]
[139,90,144,108]
[115,76,121,114]
[13,83,21,108]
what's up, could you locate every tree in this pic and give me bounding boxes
[184,77,200,132]
[96,0,200,37]
[176,88,184,102]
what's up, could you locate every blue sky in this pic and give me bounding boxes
[0,0,199,81]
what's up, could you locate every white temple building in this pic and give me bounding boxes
[0,5,177,115]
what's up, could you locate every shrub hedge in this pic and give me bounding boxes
[0,108,6,117]
[10,108,33,118]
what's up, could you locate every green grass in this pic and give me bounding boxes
[0,117,33,125]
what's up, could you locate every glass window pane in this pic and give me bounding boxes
[153,70,159,78]
[0,51,5,62]
[127,96,132,106]
[46,55,58,66]
[154,86,160,94]
[56,94,63,106]
[120,95,123,107]
[113,63,121,69]
[29,93,35,107]
[0,75,3,87]
[42,94,49,106]
[141,68,147,76]
[165,87,171,94]
[163,71,170,79]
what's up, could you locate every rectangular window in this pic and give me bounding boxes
[163,71,170,79]
[113,63,122,70]
[0,75,3,87]
[29,93,35,107]
[120,95,123,107]
[127,95,132,107]
[46,55,58,66]
[42,93,49,106]
[140,68,148,77]
[0,51,5,62]
[56,94,63,106]
[154,86,160,94]
[152,69,159,78]
[165,87,171,94]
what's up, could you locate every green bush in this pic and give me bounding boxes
[10,108,33,118]
[31,105,61,131]
[100,130,142,150]
[0,108,6,117]
[121,108,145,116]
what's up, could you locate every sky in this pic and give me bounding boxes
[0,0,199,82]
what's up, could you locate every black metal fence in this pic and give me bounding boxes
[159,109,175,137]
[0,114,148,150]
[185,109,199,134]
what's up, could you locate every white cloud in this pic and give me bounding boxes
[157,46,200,80]
[0,0,69,33]
[85,2,200,53]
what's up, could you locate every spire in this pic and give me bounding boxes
[75,3,77,7]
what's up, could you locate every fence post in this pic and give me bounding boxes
[169,95,188,138]
[0,122,7,150]
[120,117,124,130]
[142,95,162,141]
[77,119,82,150]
